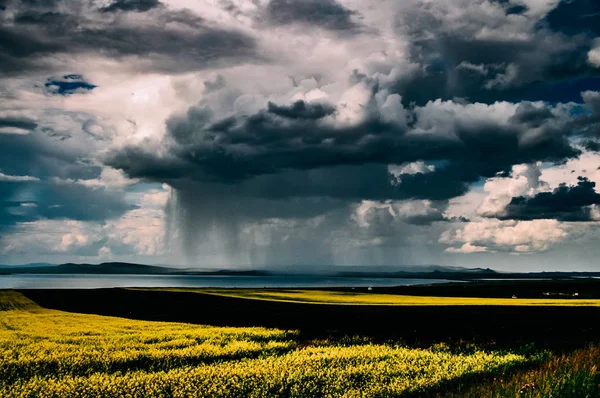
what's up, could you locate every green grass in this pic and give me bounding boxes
[436,345,600,398]
[148,288,600,306]
[0,290,41,311]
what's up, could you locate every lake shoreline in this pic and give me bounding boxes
[0,273,459,289]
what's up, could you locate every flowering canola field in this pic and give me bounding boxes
[0,290,527,397]
[186,288,600,306]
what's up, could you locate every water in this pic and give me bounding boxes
[477,278,552,281]
[0,274,457,289]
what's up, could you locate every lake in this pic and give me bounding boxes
[0,274,457,289]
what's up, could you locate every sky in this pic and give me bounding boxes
[1,0,600,271]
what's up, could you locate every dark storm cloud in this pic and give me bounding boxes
[0,180,135,228]
[18,0,62,6]
[570,91,600,137]
[389,0,600,105]
[165,164,470,202]
[360,202,450,233]
[0,2,260,74]
[263,0,363,33]
[0,120,134,231]
[107,97,586,202]
[14,11,68,24]
[400,206,452,225]
[504,4,527,15]
[267,100,336,120]
[583,91,600,118]
[0,25,63,73]
[403,212,448,225]
[0,129,100,181]
[101,0,162,13]
[583,140,600,152]
[41,182,135,221]
[509,102,555,126]
[172,183,345,222]
[498,177,600,222]
[0,116,37,131]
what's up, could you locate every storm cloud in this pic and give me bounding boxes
[262,0,363,33]
[388,0,600,105]
[500,177,600,222]
[101,0,162,13]
[0,0,260,74]
[107,98,585,199]
[2,0,600,268]
[0,116,37,134]
[0,180,135,228]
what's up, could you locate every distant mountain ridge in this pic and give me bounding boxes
[0,262,270,276]
[329,264,496,275]
[1,262,600,280]
[0,262,168,275]
[0,262,492,274]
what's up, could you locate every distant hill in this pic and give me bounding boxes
[0,262,270,276]
[0,262,173,275]
[330,264,497,275]
[1,262,599,280]
[0,263,55,269]
[333,265,498,279]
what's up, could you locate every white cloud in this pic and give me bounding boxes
[388,161,435,179]
[440,218,569,253]
[412,99,518,139]
[0,127,31,135]
[478,163,548,218]
[588,39,600,68]
[139,185,171,208]
[98,246,113,259]
[0,187,171,259]
[334,81,373,125]
[541,151,600,189]
[445,242,487,253]
[510,0,561,18]
[446,187,486,220]
[0,173,40,182]
[52,168,138,190]
[355,201,392,227]
[456,62,488,75]
[591,205,600,221]
[0,220,102,256]
[104,187,171,256]
[57,233,90,252]
[355,199,446,227]
[78,168,139,190]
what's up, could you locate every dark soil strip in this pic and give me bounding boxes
[21,288,600,350]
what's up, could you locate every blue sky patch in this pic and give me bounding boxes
[45,75,97,95]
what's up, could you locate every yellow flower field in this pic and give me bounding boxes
[0,290,531,397]
[150,288,600,306]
